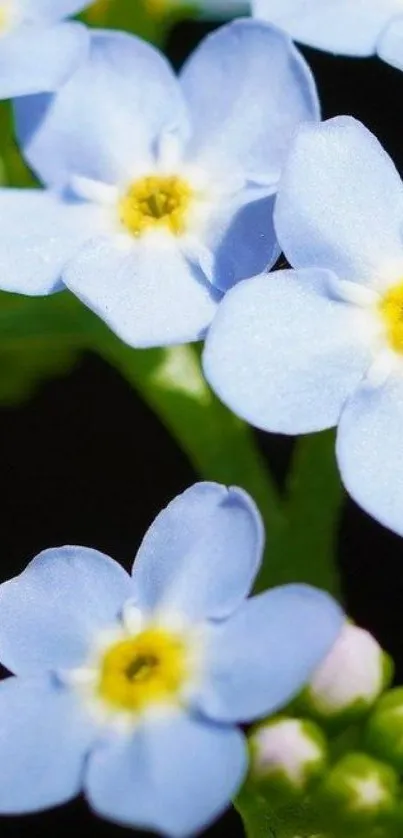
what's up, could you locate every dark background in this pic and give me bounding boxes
[1,16,403,838]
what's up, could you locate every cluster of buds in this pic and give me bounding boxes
[246,622,403,837]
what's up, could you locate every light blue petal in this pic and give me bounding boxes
[252,0,402,56]
[337,374,403,537]
[132,482,264,620]
[63,235,220,348]
[15,29,188,188]
[203,269,372,435]
[275,116,403,285]
[199,188,279,293]
[0,546,133,675]
[0,675,96,813]
[0,189,105,295]
[20,0,90,21]
[180,19,319,184]
[378,17,403,71]
[85,711,247,837]
[0,22,88,99]
[196,585,344,723]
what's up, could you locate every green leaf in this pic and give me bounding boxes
[82,0,198,45]
[258,432,343,595]
[96,334,286,551]
[0,291,284,560]
[0,290,342,597]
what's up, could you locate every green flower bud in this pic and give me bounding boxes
[316,752,399,832]
[301,623,392,723]
[366,687,403,771]
[248,716,327,800]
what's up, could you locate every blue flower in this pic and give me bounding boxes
[0,482,342,836]
[252,0,403,71]
[8,20,318,348]
[0,0,90,99]
[204,117,403,537]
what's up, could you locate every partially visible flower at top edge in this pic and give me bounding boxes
[0,482,342,837]
[8,20,319,348]
[203,116,403,537]
[0,0,90,99]
[252,0,403,72]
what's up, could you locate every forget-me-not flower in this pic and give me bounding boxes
[8,20,319,348]
[204,117,403,537]
[0,0,90,99]
[0,482,342,836]
[252,0,403,72]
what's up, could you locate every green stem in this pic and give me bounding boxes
[236,789,326,838]
[0,290,343,598]
[258,432,344,596]
[95,332,343,598]
[95,335,286,550]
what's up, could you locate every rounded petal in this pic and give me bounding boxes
[0,189,106,295]
[199,189,279,293]
[0,22,88,100]
[0,676,96,813]
[63,234,220,348]
[337,373,403,537]
[20,0,91,21]
[275,117,403,285]
[180,19,319,183]
[203,269,372,435]
[132,482,264,620]
[378,16,403,71]
[0,546,134,675]
[85,712,247,837]
[15,29,188,188]
[252,0,402,56]
[196,584,344,723]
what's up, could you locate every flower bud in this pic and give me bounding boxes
[301,623,392,722]
[249,716,327,798]
[316,752,399,832]
[366,687,403,771]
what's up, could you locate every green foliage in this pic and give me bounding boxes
[240,668,403,838]
[81,0,198,45]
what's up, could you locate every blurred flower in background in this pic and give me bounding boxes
[0,0,90,99]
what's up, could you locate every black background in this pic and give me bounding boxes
[1,15,403,838]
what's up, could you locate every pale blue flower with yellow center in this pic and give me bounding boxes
[252,0,403,72]
[8,19,319,348]
[0,0,90,99]
[204,117,403,537]
[0,482,342,836]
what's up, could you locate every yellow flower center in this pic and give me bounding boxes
[119,175,193,238]
[98,627,188,712]
[378,281,403,353]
